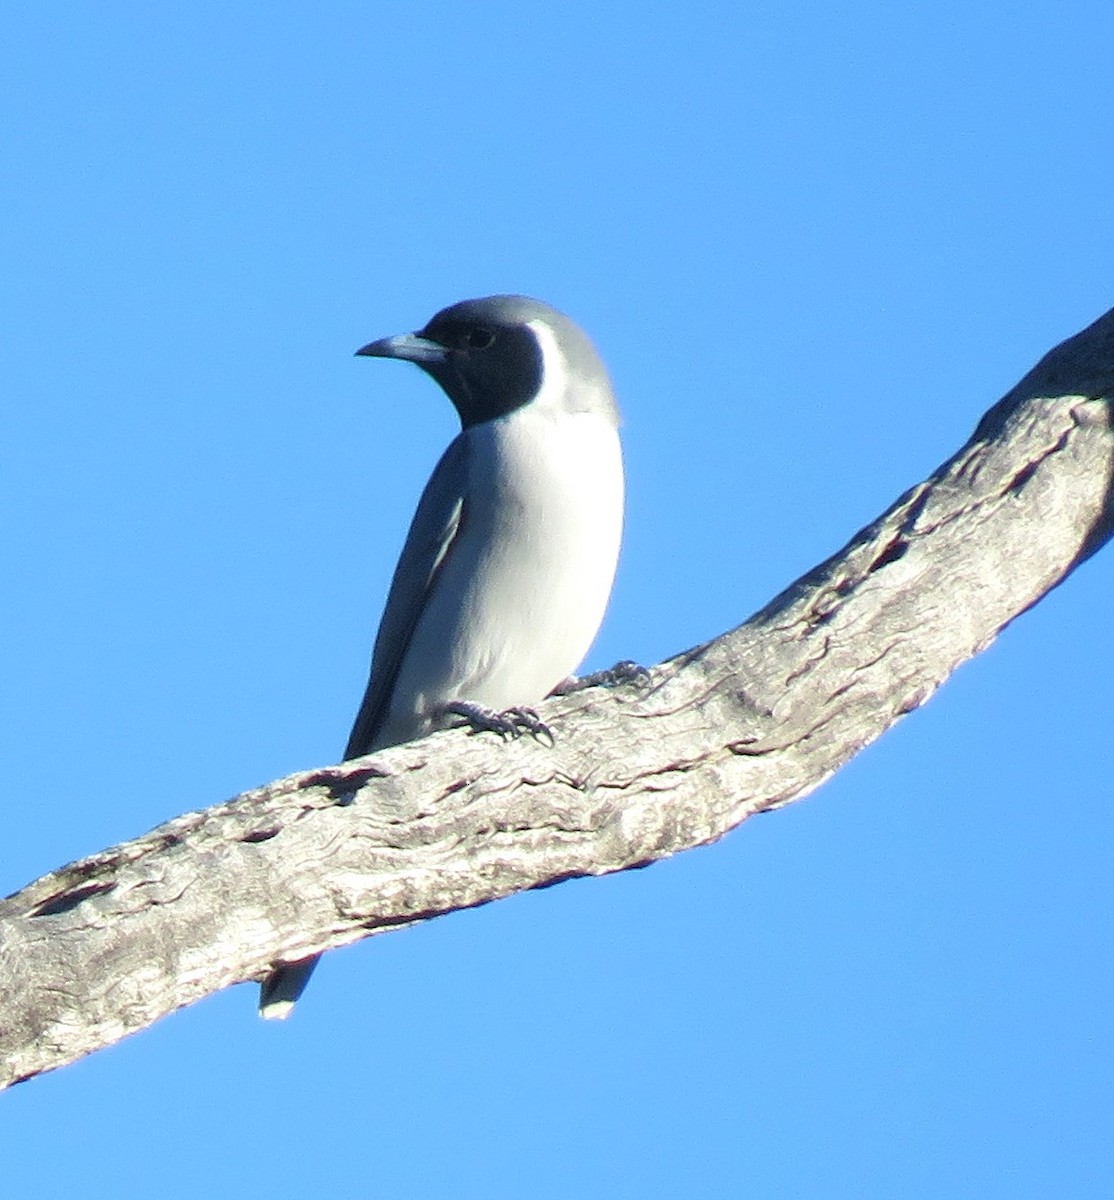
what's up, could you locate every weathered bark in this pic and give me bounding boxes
[3,307,1113,1089]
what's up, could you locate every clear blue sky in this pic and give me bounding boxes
[3,4,1112,1196]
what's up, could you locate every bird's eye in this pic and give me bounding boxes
[466,327,494,349]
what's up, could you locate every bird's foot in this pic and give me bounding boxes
[550,660,651,696]
[442,701,555,747]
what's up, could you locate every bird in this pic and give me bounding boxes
[258,294,625,1019]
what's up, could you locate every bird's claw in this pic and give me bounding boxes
[596,660,652,688]
[442,701,555,746]
[551,659,651,695]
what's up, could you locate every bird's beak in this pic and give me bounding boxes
[355,333,448,364]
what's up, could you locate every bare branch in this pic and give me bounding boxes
[3,307,1113,1089]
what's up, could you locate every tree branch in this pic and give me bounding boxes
[3,307,1113,1089]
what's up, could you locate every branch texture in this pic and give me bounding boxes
[3,307,1114,1088]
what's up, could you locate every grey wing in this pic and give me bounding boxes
[343,434,468,759]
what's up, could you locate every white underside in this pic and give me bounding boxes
[373,402,623,749]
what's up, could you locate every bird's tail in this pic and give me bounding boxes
[258,954,321,1020]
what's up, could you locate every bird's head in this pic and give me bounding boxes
[357,294,618,428]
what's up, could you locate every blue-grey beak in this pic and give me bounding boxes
[355,333,448,364]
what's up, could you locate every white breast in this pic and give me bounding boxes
[379,403,624,744]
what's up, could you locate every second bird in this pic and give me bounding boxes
[259,294,625,1019]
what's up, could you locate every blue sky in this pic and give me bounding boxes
[3,4,1113,1196]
